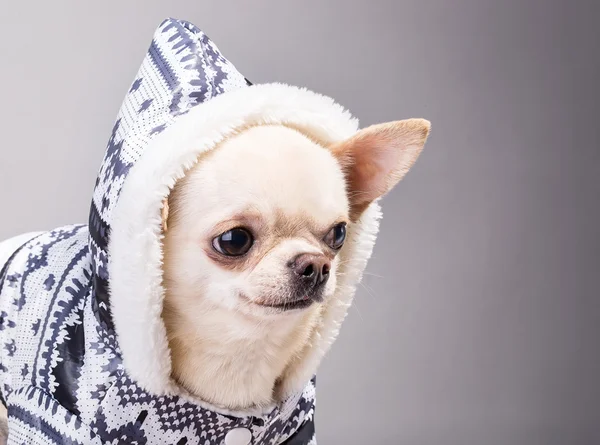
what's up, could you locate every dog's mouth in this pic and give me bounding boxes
[239,293,315,312]
[261,297,314,311]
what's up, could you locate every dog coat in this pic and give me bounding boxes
[0,18,382,445]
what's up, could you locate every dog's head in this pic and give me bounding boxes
[161,119,429,321]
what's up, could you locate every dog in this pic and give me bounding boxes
[0,18,430,445]
[161,121,430,411]
[0,118,429,444]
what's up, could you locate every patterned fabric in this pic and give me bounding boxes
[0,18,315,444]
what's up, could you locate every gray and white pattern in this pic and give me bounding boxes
[0,18,315,444]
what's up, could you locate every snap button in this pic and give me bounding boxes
[224,427,252,445]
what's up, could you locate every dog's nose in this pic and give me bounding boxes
[289,253,331,289]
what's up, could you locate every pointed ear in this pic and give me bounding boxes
[331,118,430,221]
[161,197,169,232]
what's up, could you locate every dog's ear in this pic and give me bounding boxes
[161,197,170,232]
[331,118,430,221]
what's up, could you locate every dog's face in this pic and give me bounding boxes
[162,120,430,323]
[163,126,349,319]
[161,120,429,408]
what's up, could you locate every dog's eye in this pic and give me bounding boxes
[213,228,254,256]
[324,222,347,250]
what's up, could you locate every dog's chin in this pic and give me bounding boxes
[238,292,317,316]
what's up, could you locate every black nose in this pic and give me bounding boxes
[289,253,331,289]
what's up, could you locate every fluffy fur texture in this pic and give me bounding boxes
[160,121,430,411]
[109,82,429,413]
[110,83,361,412]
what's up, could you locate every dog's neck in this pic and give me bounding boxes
[163,299,321,411]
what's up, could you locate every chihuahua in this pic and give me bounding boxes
[0,81,429,444]
[161,119,430,410]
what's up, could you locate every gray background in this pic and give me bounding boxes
[1,1,599,444]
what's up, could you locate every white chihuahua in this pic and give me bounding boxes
[0,80,429,444]
[162,120,430,411]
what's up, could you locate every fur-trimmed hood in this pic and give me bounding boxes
[100,18,381,401]
[0,18,381,444]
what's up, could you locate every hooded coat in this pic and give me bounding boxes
[0,18,381,445]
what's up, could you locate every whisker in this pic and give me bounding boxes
[358,281,378,300]
[351,298,365,323]
[362,271,383,278]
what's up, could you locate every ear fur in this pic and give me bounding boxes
[330,118,431,220]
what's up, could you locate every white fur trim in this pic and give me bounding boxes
[109,83,379,411]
